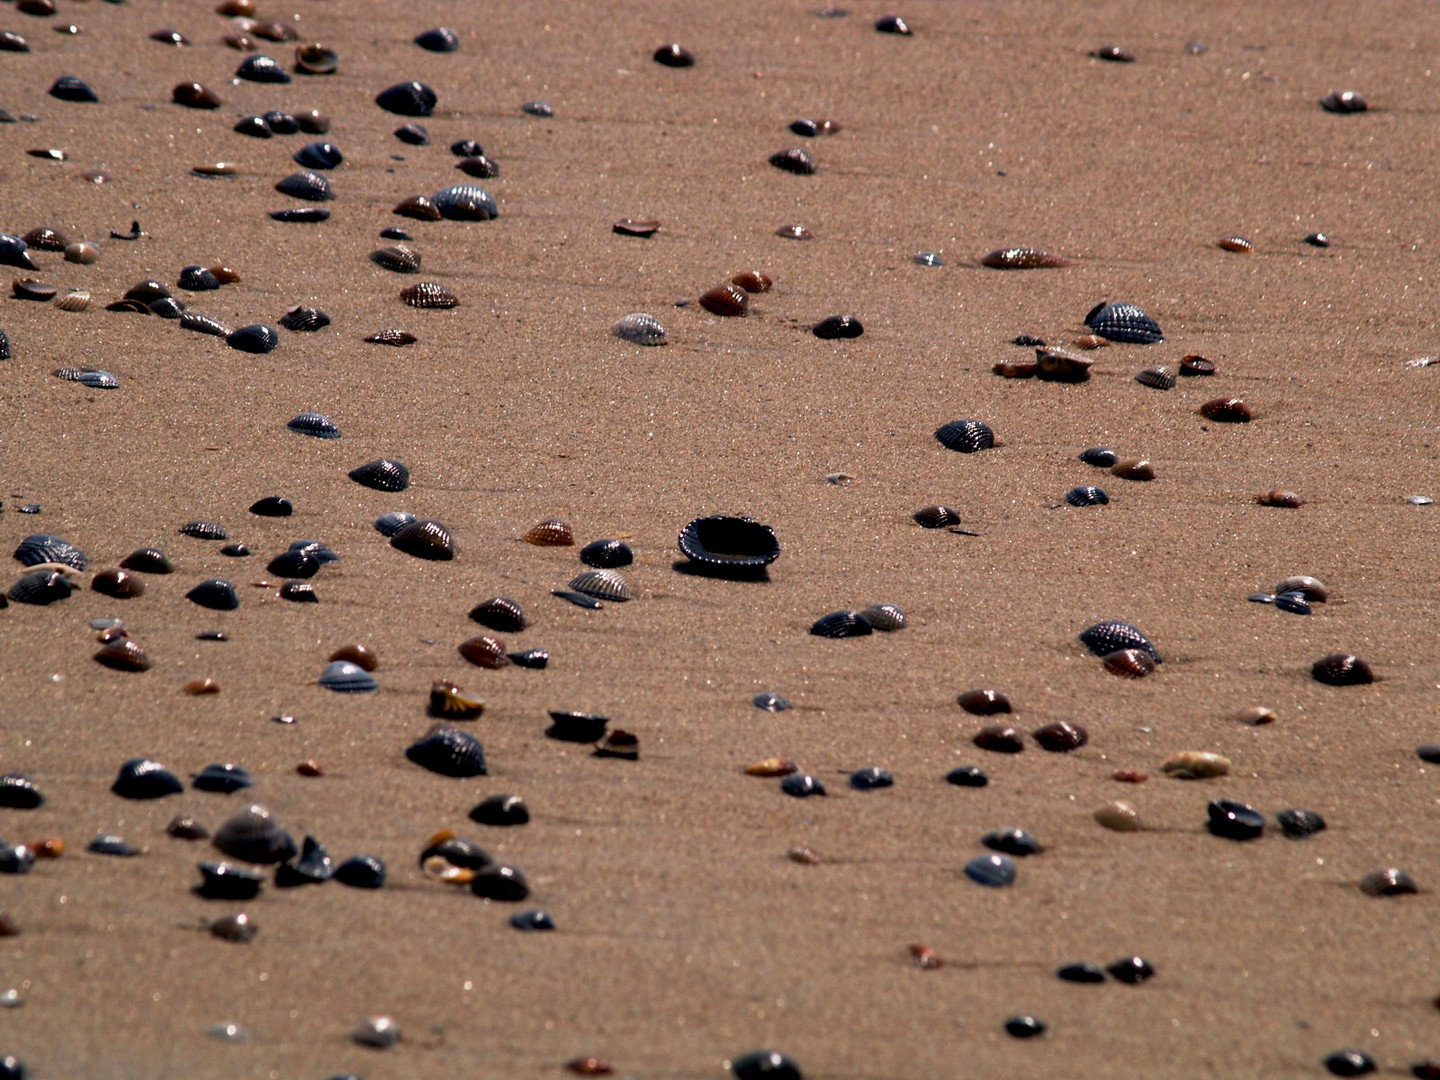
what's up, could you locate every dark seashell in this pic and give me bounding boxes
[849,767,893,791]
[178,266,221,292]
[1255,489,1303,509]
[1320,90,1367,114]
[1135,365,1176,390]
[415,26,459,52]
[150,28,191,46]
[753,692,790,712]
[179,521,227,541]
[1102,648,1156,678]
[456,155,500,179]
[94,639,151,672]
[349,458,410,492]
[1106,956,1157,984]
[236,54,290,83]
[371,245,421,273]
[394,194,442,220]
[731,1051,803,1080]
[220,543,250,558]
[275,836,333,886]
[49,75,98,103]
[913,505,961,528]
[678,515,779,574]
[365,328,417,346]
[934,419,994,453]
[213,804,296,864]
[510,908,555,931]
[981,247,1071,269]
[470,596,526,632]
[859,603,905,631]
[400,282,458,308]
[13,280,56,302]
[580,538,633,568]
[1083,301,1163,344]
[653,43,696,67]
[294,43,338,76]
[234,115,272,138]
[264,110,300,135]
[775,223,815,240]
[1004,1015,1046,1039]
[809,610,872,638]
[568,569,632,601]
[546,710,609,742]
[373,511,416,536]
[394,123,429,145]
[196,860,263,900]
[172,82,222,109]
[391,519,455,560]
[0,31,29,52]
[521,99,554,117]
[1322,1051,1376,1077]
[112,758,183,799]
[769,148,816,174]
[696,282,749,317]
[407,724,487,777]
[318,660,377,693]
[420,831,493,871]
[613,218,660,237]
[432,183,498,221]
[471,863,529,900]
[121,547,172,573]
[278,307,331,333]
[1271,592,1312,615]
[14,532,86,570]
[293,142,342,170]
[292,539,338,563]
[523,519,575,545]
[1312,653,1373,686]
[250,496,294,517]
[595,728,640,760]
[226,324,279,353]
[0,235,36,271]
[252,19,299,43]
[945,765,988,787]
[270,208,331,223]
[0,844,35,875]
[973,725,1024,753]
[983,828,1042,856]
[508,648,549,669]
[1206,799,1265,840]
[1419,744,1440,763]
[1275,808,1326,838]
[275,170,332,202]
[957,688,1010,715]
[1058,962,1108,984]
[1110,458,1155,481]
[875,13,911,34]
[965,853,1017,887]
[9,570,74,605]
[1091,44,1135,62]
[334,854,385,888]
[186,578,240,610]
[1359,868,1417,897]
[267,550,319,578]
[0,775,43,809]
[148,298,186,320]
[731,270,774,293]
[470,794,530,826]
[1305,232,1331,248]
[1033,721,1087,752]
[1199,396,1251,423]
[459,636,509,669]
[1033,345,1094,382]
[193,763,252,794]
[553,589,602,609]
[1079,447,1119,468]
[780,774,826,798]
[87,834,139,857]
[1065,485,1109,506]
[22,227,66,251]
[0,329,9,359]
[812,314,863,339]
[448,138,486,158]
[1079,621,1160,663]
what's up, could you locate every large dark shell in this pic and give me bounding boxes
[178,266,221,292]
[812,314,863,339]
[957,689,1011,715]
[186,578,240,610]
[267,549,319,578]
[469,596,526,632]
[1078,447,1119,467]
[49,75,98,103]
[9,570,74,605]
[394,194,442,220]
[580,538,633,568]
[14,533,86,570]
[120,547,173,573]
[1065,485,1109,507]
[400,282,458,308]
[1311,653,1373,686]
[226,324,279,354]
[769,148,817,174]
[275,170,333,201]
[1033,721,1088,752]
[934,419,994,453]
[0,775,44,809]
[677,515,779,575]
[406,724,488,777]
[213,804,296,863]
[913,505,961,528]
[390,519,455,560]
[1275,808,1327,839]
[236,54,290,83]
[546,710,609,742]
[1084,301,1164,344]
[432,184,498,221]
[349,458,410,491]
[112,758,183,799]
[293,142,343,170]
[809,611,873,638]
[1079,621,1161,663]
[415,27,459,52]
[278,306,331,332]
[1358,868,1417,897]
[376,81,437,116]
[1199,397,1252,423]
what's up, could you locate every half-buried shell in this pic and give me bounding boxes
[406,724,487,777]
[390,519,455,560]
[1084,301,1164,344]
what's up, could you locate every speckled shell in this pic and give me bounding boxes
[612,312,668,345]
[568,569,632,601]
[179,520,227,540]
[349,458,410,492]
[934,419,994,453]
[406,724,487,777]
[1079,621,1161,663]
[14,533,86,570]
[980,247,1071,269]
[1311,653,1373,686]
[1084,301,1164,344]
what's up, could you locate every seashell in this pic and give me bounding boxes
[234,115,272,138]
[226,324,279,353]
[678,515,780,575]
[965,853,1017,888]
[983,828,1041,857]
[349,458,410,491]
[913,505,961,528]
[595,729,640,760]
[568,569,632,601]
[150,28,190,46]
[510,908,555,931]
[1199,396,1251,423]
[299,110,332,134]
[731,270,773,293]
[22,227,66,251]
[1084,300,1163,344]
[1064,485,1109,506]
[1161,751,1230,779]
[456,155,500,179]
[263,110,301,135]
[1321,1051,1377,1079]
[172,82,221,109]
[957,688,1011,715]
[1256,489,1303,508]
[523,518,575,546]
[945,765,989,787]
[366,329,417,346]
[232,52,288,83]
[914,251,944,266]
[0,235,36,271]
[653,41,697,67]
[274,835,333,887]
[49,75,98,103]
[270,208,331,223]
[612,312,667,345]
[876,13,912,33]
[470,862,530,900]
[191,162,241,179]
[973,724,1024,753]
[94,639,150,672]
[1035,346,1094,382]
[1106,956,1157,984]
[1234,705,1277,726]
[1101,648,1156,678]
[9,570,74,605]
[980,247,1071,269]
[65,241,99,264]
[120,548,172,573]
[580,538,633,568]
[613,218,660,237]
[1206,799,1265,840]
[1359,868,1416,897]
[283,412,339,440]
[698,283,748,317]
[1320,90,1367,114]
[432,184,498,221]
[406,724,487,777]
[934,419,995,453]
[196,860,263,900]
[420,831,494,874]
[849,766,894,791]
[780,773,825,797]
[212,804,296,864]
[1110,458,1155,481]
[317,660,377,693]
[1057,962,1107,984]
[1217,236,1253,253]
[1275,575,1327,602]
[1302,231,1334,250]
[546,710,609,742]
[186,578,239,610]
[775,224,815,240]
[809,610,872,638]
[859,603,905,631]
[332,855,385,889]
[0,329,8,360]
[390,519,455,560]
[183,677,220,695]
[1078,447,1119,467]
[1094,800,1142,831]
[278,306,331,333]
[208,912,257,943]
[1275,808,1326,839]
[192,763,252,794]
[469,794,530,827]
[1311,653,1373,686]
[745,757,798,777]
[373,511,416,536]
[149,298,186,320]
[1080,620,1161,663]
[112,758,183,799]
[177,266,221,292]
[508,648,549,669]
[732,1051,805,1080]
[553,589,602,609]
[415,26,459,52]
[329,643,376,671]
[180,521,227,540]
[394,123,429,145]
[13,279,56,302]
[400,282,458,308]
[1091,44,1136,61]
[14,533,86,570]
[521,99,554,117]
[293,142,342,170]
[1135,365,1175,391]
[167,815,209,840]
[274,171,332,202]
[430,680,484,720]
[0,774,44,809]
[469,596,526,632]
[458,636,509,669]
[753,692,790,712]
[0,844,36,874]
[812,314,863,339]
[1033,721,1087,752]
[278,581,317,603]
[371,245,421,273]
[294,43,338,75]
[0,31,27,51]
[252,18,299,42]
[394,194,442,221]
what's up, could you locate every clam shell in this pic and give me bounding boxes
[1199,396,1251,422]
[286,412,340,439]
[13,280,56,302]
[1094,800,1142,831]
[193,763,252,793]
[580,538,633,568]
[1179,354,1216,376]
[293,141,342,170]
[470,863,529,900]
[1311,652,1373,686]
[1256,489,1303,508]
[270,208,331,223]
[318,660,377,692]
[1110,459,1155,481]
[9,570,74,604]
[1079,620,1160,662]
[780,773,825,797]
[612,312,668,345]
[334,855,385,889]
[395,123,429,144]
[809,610,873,638]
[112,758,183,799]
[213,804,296,864]
[14,533,86,570]
[226,324,279,354]
[1320,90,1367,114]
[1101,648,1155,678]
[294,44,338,76]
[1207,799,1265,840]
[1217,236,1254,253]
[1064,485,1109,506]
[236,54,290,83]
[390,519,455,560]
[1035,346,1094,382]
[813,314,863,339]
[54,289,90,312]
[677,515,779,573]
[768,148,817,174]
[370,245,421,273]
[654,43,696,67]
[1275,575,1327,602]
[278,580,318,603]
[275,170,332,202]
[22,226,65,251]
[859,603,906,631]
[980,247,1071,269]
[1359,868,1416,896]
[964,853,1017,888]
[698,283,748,316]
[934,419,995,453]
[393,194,442,220]
[0,774,44,809]
[235,115,272,137]
[613,218,659,237]
[406,724,487,777]
[50,75,99,103]
[568,569,632,601]
[1275,808,1327,839]
[957,689,1011,715]
[329,643,377,671]
[278,306,330,332]
[0,234,36,271]
[64,241,99,264]
[373,511,416,536]
[753,692,790,712]
[456,155,499,178]
[431,184,498,221]
[1084,301,1164,344]
[552,589,602,609]
[458,635,510,669]
[196,860,263,899]
[365,329,418,346]
[508,648,549,669]
[1033,721,1088,751]
[1161,751,1230,779]
[470,794,529,826]
[732,270,773,292]
[349,458,410,491]
[546,710,609,742]
[120,547,172,573]
[186,578,239,610]
[429,680,484,720]
[179,521,227,540]
[469,596,526,632]
[913,505,961,528]
[1135,365,1175,390]
[94,639,151,672]
[400,282,458,308]
[376,81,437,116]
[1079,447,1119,467]
[178,266,221,291]
[523,518,575,546]
[415,27,459,52]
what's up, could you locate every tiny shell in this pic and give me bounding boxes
[775,224,814,240]
[913,505,960,528]
[745,757,798,777]
[278,306,330,332]
[183,678,220,696]
[286,412,339,439]
[1134,366,1175,390]
[1091,44,1135,61]
[1217,236,1254,253]
[876,13,911,34]
[523,518,575,545]
[957,689,1011,715]
[456,155,499,178]
[698,282,748,317]
[546,710,609,742]
[1256,489,1303,508]
[612,313,667,345]
[415,27,459,52]
[351,1016,401,1048]
[812,314,863,339]
[1094,800,1142,831]
[1234,705,1277,725]
[458,635,510,669]
[294,43,338,75]
[595,729,640,760]
[653,43,696,67]
[1080,620,1161,663]
[1207,799,1265,840]
[120,548,172,573]
[1199,397,1252,423]
[186,579,239,610]
[1110,459,1155,481]
[1079,447,1119,467]
[1161,751,1230,779]
[613,218,659,237]
[226,324,279,354]
[1111,769,1148,783]
[64,241,99,264]
[980,248,1071,269]
[430,680,484,720]
[973,725,1024,753]
[569,569,632,602]
[9,570,75,605]
[400,282,458,308]
[1072,335,1110,350]
[993,359,1037,378]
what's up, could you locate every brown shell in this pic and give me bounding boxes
[183,677,220,696]
[1217,236,1254,253]
[1110,459,1155,481]
[365,329,417,346]
[730,270,773,293]
[1134,366,1175,391]
[956,688,1012,715]
[209,265,242,284]
[216,0,256,14]
[91,568,144,598]
[1111,769,1149,783]
[973,724,1024,753]
[1179,354,1216,376]
[329,644,378,671]
[594,729,640,760]
[172,82,223,109]
[458,636,509,669]
[1101,648,1155,678]
[400,282,458,308]
[296,760,324,777]
[909,944,943,969]
[521,518,575,546]
[55,289,91,312]
[993,359,1037,378]
[1033,720,1088,751]
[1256,489,1303,508]
[393,195,442,221]
[1199,397,1252,423]
[613,218,660,237]
[744,757,798,777]
[94,639,151,672]
[980,247,1071,270]
[775,224,815,240]
[1035,346,1094,382]
[697,282,748,317]
[22,227,67,251]
[1161,751,1230,779]
[1233,705,1277,726]
[1072,334,1110,350]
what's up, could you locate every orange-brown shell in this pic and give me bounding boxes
[1256,489,1303,508]
[458,636,509,669]
[698,282,748,316]
[730,270,773,293]
[522,518,575,546]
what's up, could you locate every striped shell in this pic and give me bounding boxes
[55,289,90,312]
[568,569,632,601]
[1275,575,1327,602]
[286,412,340,439]
[1064,485,1109,506]
[1135,365,1175,390]
[522,518,574,546]
[809,610,873,638]
[400,282,458,308]
[458,635,509,668]
[179,521,227,540]
[469,596,526,632]
[1101,648,1156,678]
[14,533,86,570]
[1217,236,1254,253]
[94,639,151,672]
[431,184,497,221]
[317,659,377,692]
[913,505,960,528]
[406,724,487,777]
[859,603,906,631]
[980,247,1071,269]
[390,519,455,560]
[349,458,410,491]
[9,569,74,605]
[274,170,332,201]
[365,329,417,346]
[768,148,817,174]
[934,419,994,453]
[1084,301,1164,344]
[612,313,667,345]
[429,681,484,720]
[370,245,421,273]
[1080,621,1161,663]
[278,306,330,331]
[1079,447,1118,467]
[180,312,231,336]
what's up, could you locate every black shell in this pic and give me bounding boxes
[1206,799,1265,840]
[545,710,609,742]
[196,860,264,900]
[1079,620,1161,663]
[469,794,530,826]
[945,765,989,787]
[1064,485,1109,506]
[934,419,994,453]
[390,519,455,560]
[1078,447,1119,467]
[9,570,74,605]
[653,43,696,67]
[1275,808,1327,839]
[178,266,221,291]
[376,81,437,116]
[236,54,291,83]
[120,547,173,573]
[275,170,333,202]
[234,115,272,138]
[278,307,331,332]
[213,804,297,863]
[87,834,139,857]
[415,27,459,52]
[284,413,338,441]
[49,75,98,103]
[812,314,863,339]
[91,569,144,599]
[510,909,555,931]
[0,31,29,52]
[365,329,417,346]
[678,515,780,576]
[1320,90,1367,114]
[186,578,240,610]
[293,142,343,170]
[456,155,499,179]
[275,836,333,887]
[431,184,498,221]
[1312,653,1373,686]
[270,208,331,223]
[913,505,960,528]
[1057,962,1106,984]
[405,724,488,777]
[349,458,410,492]
[0,774,44,809]
[267,549,319,578]
[221,543,251,558]
[849,767,894,791]
[0,328,9,359]
[769,148,817,174]
[809,610,873,638]
[419,834,492,870]
[0,235,36,271]
[469,596,526,632]
[875,13,911,33]
[1084,301,1164,344]
[580,538,634,568]
[226,324,279,353]
[373,511,415,536]
[192,763,253,794]
[1135,365,1176,390]
[508,648,549,669]
[780,773,826,797]
[180,520,227,540]
[1105,956,1157,984]
[520,100,554,117]
[334,854,386,889]
[470,863,529,901]
[264,110,300,134]
[112,758,183,799]
[394,123,429,145]
[370,245,421,273]
[14,533,86,570]
[449,138,485,157]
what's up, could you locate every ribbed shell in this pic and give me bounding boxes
[370,245,421,273]
[181,312,230,336]
[226,324,279,353]
[677,515,779,569]
[1079,621,1161,663]
[580,538,633,568]
[365,328,418,346]
[458,635,509,668]
[14,533,86,570]
[1079,447,1118,467]
[120,548,172,573]
[213,804,297,863]
[278,306,331,331]
[612,312,667,345]
[1065,485,1109,506]
[522,518,575,546]
[859,603,906,631]
[390,519,455,560]
[456,155,499,178]
[431,184,497,221]
[697,283,748,316]
[349,458,410,491]
[9,569,74,604]
[187,578,240,610]
[1101,648,1156,678]
[934,419,994,453]
[1135,365,1176,390]
[373,511,416,536]
[809,610,873,638]
[293,142,342,170]
[400,282,458,308]
[769,148,816,174]
[236,54,290,83]
[1084,301,1164,344]
[180,520,228,540]
[568,569,632,601]
[94,639,151,671]
[913,505,960,528]
[393,194,442,220]
[376,81,437,116]
[274,171,332,201]
[429,681,484,720]
[546,710,610,742]
[318,660,377,692]
[112,758,183,799]
[469,596,526,632]
[55,289,90,312]
[286,412,340,438]
[406,724,487,777]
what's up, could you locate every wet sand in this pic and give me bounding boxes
[2,1,1440,1077]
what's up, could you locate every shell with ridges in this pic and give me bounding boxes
[568,569,632,601]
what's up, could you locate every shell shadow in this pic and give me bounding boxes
[670,559,770,582]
